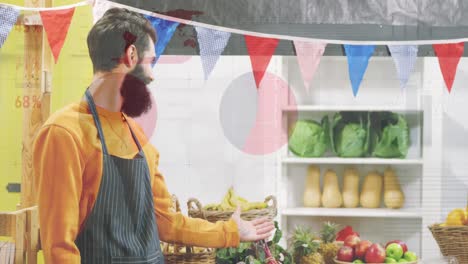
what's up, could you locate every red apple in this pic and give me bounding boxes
[337,246,355,262]
[355,240,372,260]
[385,240,408,254]
[344,234,361,248]
[365,243,386,264]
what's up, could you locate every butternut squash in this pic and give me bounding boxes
[383,167,405,209]
[360,171,383,208]
[321,169,343,208]
[342,167,360,208]
[303,165,322,207]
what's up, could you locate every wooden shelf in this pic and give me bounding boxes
[282,208,422,219]
[282,157,423,165]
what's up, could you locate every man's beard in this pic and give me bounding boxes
[120,64,153,117]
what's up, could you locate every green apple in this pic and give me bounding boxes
[352,260,364,263]
[398,259,408,263]
[403,251,418,262]
[385,257,398,263]
[386,243,403,260]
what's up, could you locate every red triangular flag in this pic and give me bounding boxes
[40,8,75,63]
[433,42,464,93]
[244,35,279,88]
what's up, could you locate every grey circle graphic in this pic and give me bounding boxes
[219,73,258,150]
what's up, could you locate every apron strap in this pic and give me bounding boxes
[85,89,145,154]
[85,89,109,155]
[123,114,144,153]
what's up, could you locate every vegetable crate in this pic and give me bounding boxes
[0,206,39,264]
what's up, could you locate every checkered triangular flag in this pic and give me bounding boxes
[195,27,230,80]
[388,45,418,89]
[0,6,20,49]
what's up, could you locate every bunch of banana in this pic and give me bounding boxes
[202,187,268,212]
[163,244,185,254]
[192,247,209,253]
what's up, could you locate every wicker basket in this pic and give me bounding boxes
[187,195,277,222]
[429,224,468,263]
[163,245,216,264]
[162,195,216,264]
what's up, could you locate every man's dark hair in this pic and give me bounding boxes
[87,8,157,73]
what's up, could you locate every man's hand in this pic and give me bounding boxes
[231,206,275,242]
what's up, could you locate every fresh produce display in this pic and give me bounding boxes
[336,226,360,242]
[354,240,372,260]
[288,111,411,159]
[342,168,360,208]
[304,166,322,207]
[216,222,292,264]
[203,187,267,212]
[303,167,405,210]
[322,170,343,208]
[335,237,418,263]
[344,234,361,249]
[439,207,468,226]
[383,168,405,209]
[289,117,330,157]
[318,222,340,264]
[331,112,371,158]
[370,112,410,159]
[290,226,323,264]
[289,224,419,264]
[360,171,383,208]
[337,246,354,262]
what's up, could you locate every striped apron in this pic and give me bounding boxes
[74,90,164,264]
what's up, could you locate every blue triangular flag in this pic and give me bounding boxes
[144,15,179,66]
[388,45,418,89]
[344,45,375,97]
[195,27,230,80]
[0,6,20,49]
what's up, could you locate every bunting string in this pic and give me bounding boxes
[97,0,468,45]
[1,0,468,45]
[0,0,466,94]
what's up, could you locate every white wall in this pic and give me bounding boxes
[440,59,468,217]
[148,56,283,214]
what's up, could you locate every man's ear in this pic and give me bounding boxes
[124,45,138,67]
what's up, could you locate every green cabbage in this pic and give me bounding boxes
[331,112,371,157]
[288,117,329,157]
[371,112,410,158]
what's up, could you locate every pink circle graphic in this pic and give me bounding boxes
[219,72,297,155]
[134,92,158,139]
[157,55,192,64]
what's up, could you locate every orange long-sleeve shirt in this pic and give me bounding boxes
[32,100,239,263]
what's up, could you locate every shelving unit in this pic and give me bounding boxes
[275,56,442,261]
[281,157,424,165]
[282,208,422,218]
